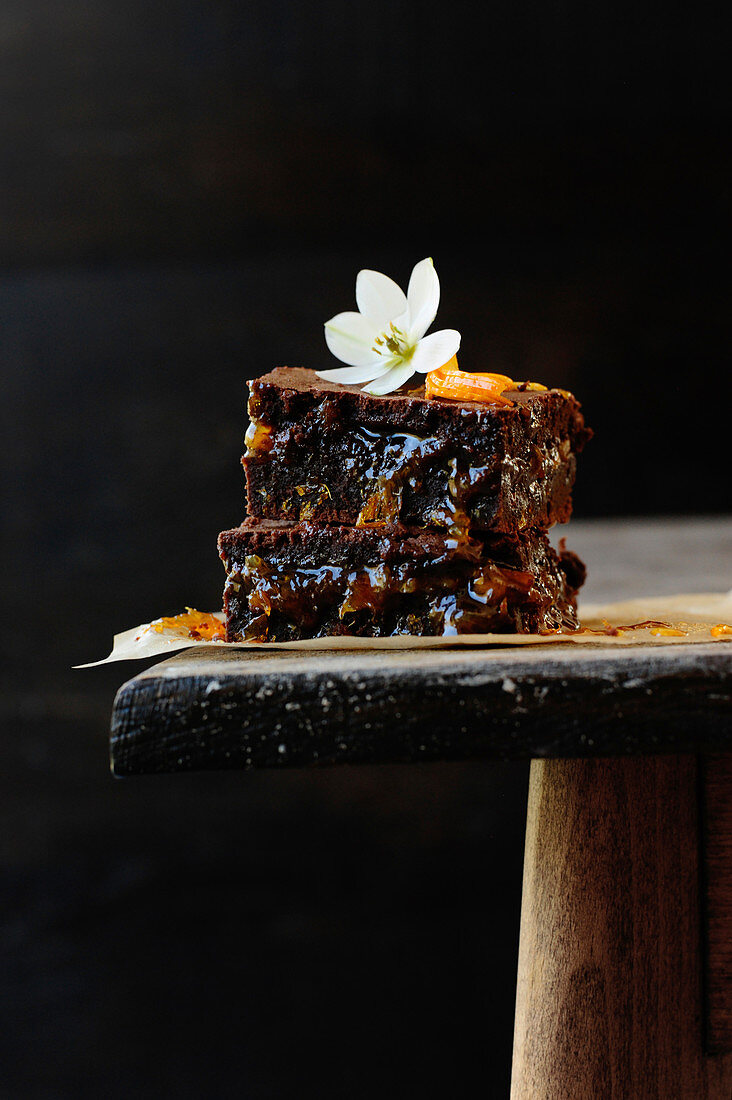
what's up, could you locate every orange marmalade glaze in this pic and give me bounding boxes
[574,619,681,637]
[148,608,226,641]
[711,623,732,638]
[244,420,273,454]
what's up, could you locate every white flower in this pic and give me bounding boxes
[317,257,461,395]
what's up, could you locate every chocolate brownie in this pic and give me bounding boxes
[243,367,592,535]
[218,518,585,642]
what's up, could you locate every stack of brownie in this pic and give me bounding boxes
[218,368,592,641]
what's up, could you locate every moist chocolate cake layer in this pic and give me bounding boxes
[243,367,592,534]
[218,518,586,641]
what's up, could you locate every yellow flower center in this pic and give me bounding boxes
[373,322,411,359]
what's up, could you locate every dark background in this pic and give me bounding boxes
[2,2,729,1097]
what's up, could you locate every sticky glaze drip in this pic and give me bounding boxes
[353,427,442,526]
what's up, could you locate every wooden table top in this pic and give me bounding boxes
[110,518,732,775]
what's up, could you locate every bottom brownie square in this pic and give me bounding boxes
[218,519,585,642]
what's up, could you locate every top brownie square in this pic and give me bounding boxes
[242,367,591,534]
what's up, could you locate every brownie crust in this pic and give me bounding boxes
[218,518,585,642]
[243,368,591,534]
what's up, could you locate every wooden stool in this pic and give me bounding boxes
[111,641,731,1097]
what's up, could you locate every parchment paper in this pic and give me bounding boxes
[76,591,732,667]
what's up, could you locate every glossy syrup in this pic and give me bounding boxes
[227,551,571,641]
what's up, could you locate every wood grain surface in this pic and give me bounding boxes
[703,754,732,1053]
[110,643,731,775]
[511,756,732,1098]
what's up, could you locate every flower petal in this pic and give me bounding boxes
[362,361,416,395]
[409,329,462,373]
[356,269,408,328]
[406,257,440,340]
[324,312,382,368]
[316,361,394,385]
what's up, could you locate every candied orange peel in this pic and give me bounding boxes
[148,608,226,642]
[424,356,552,403]
[711,623,732,638]
[425,357,515,404]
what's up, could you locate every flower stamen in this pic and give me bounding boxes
[373,322,410,358]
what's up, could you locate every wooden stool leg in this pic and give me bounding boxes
[702,753,732,1055]
[510,756,732,1099]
